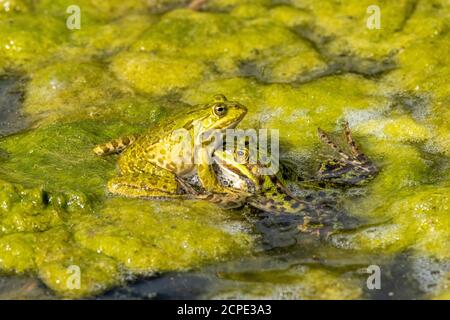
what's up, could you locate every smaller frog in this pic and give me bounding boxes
[93,95,247,199]
[205,123,378,238]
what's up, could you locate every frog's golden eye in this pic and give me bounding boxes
[213,104,227,117]
[236,149,249,161]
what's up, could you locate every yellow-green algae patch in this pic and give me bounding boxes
[34,0,149,23]
[289,0,420,60]
[24,62,135,125]
[67,14,157,56]
[0,14,67,73]
[332,184,450,259]
[130,8,326,82]
[111,52,208,95]
[0,0,30,15]
[74,198,251,273]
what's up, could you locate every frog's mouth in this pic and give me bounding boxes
[227,116,245,129]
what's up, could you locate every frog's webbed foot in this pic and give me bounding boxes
[316,122,378,186]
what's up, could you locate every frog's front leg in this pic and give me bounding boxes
[197,163,229,193]
[196,141,230,193]
[196,152,250,207]
[107,172,186,199]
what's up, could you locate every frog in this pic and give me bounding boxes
[93,94,248,199]
[200,122,378,240]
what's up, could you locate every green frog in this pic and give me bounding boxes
[203,123,378,240]
[93,95,248,198]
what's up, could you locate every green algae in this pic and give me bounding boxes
[111,52,208,95]
[74,198,252,274]
[0,0,449,299]
[68,14,157,57]
[34,0,149,23]
[0,0,30,15]
[0,14,67,73]
[24,62,134,125]
[332,184,450,259]
[130,8,324,82]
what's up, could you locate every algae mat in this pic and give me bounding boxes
[0,0,449,299]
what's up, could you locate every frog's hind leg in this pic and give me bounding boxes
[317,127,350,161]
[316,124,378,186]
[93,135,139,156]
[197,191,249,209]
[107,172,187,199]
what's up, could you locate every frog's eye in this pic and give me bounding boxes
[213,104,227,117]
[236,149,249,161]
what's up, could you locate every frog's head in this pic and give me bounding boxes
[196,94,247,132]
[213,146,261,192]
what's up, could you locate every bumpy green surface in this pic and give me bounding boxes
[0,0,449,299]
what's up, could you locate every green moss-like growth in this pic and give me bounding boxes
[111,52,208,95]
[68,14,157,56]
[34,0,149,23]
[131,8,324,82]
[0,0,30,15]
[24,62,135,125]
[0,14,67,73]
[74,198,252,273]
[332,185,450,260]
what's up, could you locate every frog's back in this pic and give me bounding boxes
[117,105,206,174]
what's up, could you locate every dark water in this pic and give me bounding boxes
[98,250,448,300]
[0,276,53,300]
[0,77,28,137]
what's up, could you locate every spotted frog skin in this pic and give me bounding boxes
[93,95,247,199]
[207,123,378,237]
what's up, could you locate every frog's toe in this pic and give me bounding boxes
[93,135,139,156]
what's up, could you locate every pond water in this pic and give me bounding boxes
[0,0,449,299]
